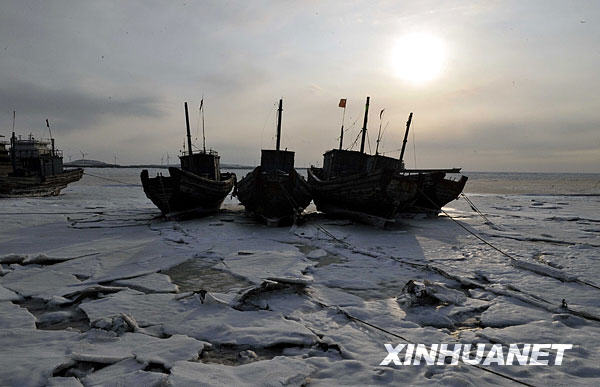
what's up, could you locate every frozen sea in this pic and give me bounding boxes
[0,168,599,386]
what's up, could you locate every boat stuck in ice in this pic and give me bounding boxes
[0,119,83,197]
[235,99,312,226]
[141,102,236,219]
[308,97,467,226]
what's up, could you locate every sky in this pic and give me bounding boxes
[0,0,598,172]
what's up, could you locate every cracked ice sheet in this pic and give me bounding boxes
[215,249,314,285]
[0,267,81,298]
[168,357,316,387]
[0,301,37,329]
[473,319,600,384]
[0,284,22,302]
[72,329,207,368]
[113,272,178,293]
[48,236,194,285]
[0,328,80,387]
[79,291,318,347]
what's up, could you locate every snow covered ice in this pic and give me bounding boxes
[0,169,599,386]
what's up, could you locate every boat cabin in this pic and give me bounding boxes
[260,149,295,173]
[321,149,368,179]
[368,154,402,171]
[10,135,64,177]
[322,149,404,179]
[179,151,221,180]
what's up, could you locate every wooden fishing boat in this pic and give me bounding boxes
[141,102,236,219]
[0,125,83,197]
[0,168,83,197]
[308,97,419,226]
[308,98,468,225]
[235,99,311,226]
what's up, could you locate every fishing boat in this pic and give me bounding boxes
[0,136,12,177]
[235,99,312,226]
[141,101,236,219]
[308,97,420,226]
[0,116,83,197]
[308,97,467,225]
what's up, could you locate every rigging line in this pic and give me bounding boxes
[419,189,600,292]
[83,171,141,186]
[313,222,600,324]
[195,104,200,142]
[346,130,362,151]
[460,193,495,226]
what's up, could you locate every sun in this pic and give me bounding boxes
[391,33,446,84]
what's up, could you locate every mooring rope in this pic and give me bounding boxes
[83,171,141,186]
[418,190,600,292]
[460,193,495,226]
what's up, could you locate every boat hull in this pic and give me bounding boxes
[141,167,236,219]
[307,167,419,221]
[0,168,83,198]
[235,167,312,226]
[408,174,468,212]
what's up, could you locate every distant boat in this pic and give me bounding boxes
[141,101,236,219]
[308,97,467,226]
[235,99,312,226]
[0,117,83,197]
[0,136,12,176]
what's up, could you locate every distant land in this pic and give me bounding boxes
[65,159,253,169]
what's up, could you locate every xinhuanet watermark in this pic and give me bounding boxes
[380,343,573,366]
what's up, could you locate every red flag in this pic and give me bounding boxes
[338,98,346,108]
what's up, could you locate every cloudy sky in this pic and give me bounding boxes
[1,1,598,172]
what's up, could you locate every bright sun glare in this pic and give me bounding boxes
[391,33,446,84]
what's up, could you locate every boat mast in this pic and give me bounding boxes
[375,109,384,155]
[46,119,55,157]
[398,112,413,168]
[46,119,55,175]
[360,96,370,153]
[10,110,16,172]
[200,98,206,153]
[276,98,283,151]
[184,102,193,157]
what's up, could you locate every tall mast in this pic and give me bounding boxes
[375,109,384,155]
[276,98,283,151]
[398,112,413,168]
[200,98,206,153]
[184,102,192,157]
[46,119,55,157]
[359,96,370,153]
[10,111,16,171]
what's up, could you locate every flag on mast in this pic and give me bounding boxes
[338,98,346,108]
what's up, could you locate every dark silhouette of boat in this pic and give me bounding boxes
[0,118,83,197]
[141,102,235,219]
[0,136,12,177]
[308,97,467,225]
[235,99,311,226]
